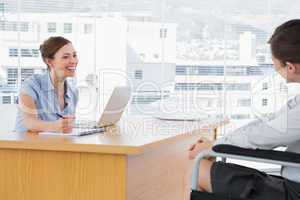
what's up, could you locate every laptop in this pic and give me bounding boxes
[41,86,131,136]
[74,86,131,135]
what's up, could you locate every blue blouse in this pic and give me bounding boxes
[15,72,78,132]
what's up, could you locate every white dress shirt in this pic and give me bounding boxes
[214,94,300,183]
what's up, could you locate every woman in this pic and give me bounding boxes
[189,19,300,199]
[15,36,78,133]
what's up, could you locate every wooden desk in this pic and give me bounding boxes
[0,116,222,200]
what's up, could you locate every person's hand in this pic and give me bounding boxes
[188,138,213,160]
[53,115,75,133]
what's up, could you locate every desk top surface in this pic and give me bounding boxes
[0,116,222,155]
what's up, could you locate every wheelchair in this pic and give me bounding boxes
[190,144,300,200]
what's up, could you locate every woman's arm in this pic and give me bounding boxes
[214,104,300,149]
[19,93,74,133]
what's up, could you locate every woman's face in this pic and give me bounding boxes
[48,43,78,78]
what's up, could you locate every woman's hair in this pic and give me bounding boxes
[39,36,71,69]
[269,19,300,65]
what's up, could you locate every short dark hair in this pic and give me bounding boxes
[39,36,71,69]
[268,19,300,65]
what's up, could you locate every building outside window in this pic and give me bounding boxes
[237,99,251,107]
[1,21,17,31]
[9,48,18,57]
[63,23,72,33]
[134,70,143,80]
[31,49,39,57]
[262,82,268,90]
[0,0,296,126]
[7,68,18,86]
[0,20,4,31]
[262,98,268,106]
[0,2,4,13]
[84,24,92,34]
[47,22,56,33]
[20,49,39,57]
[7,68,35,86]
[21,49,31,57]
[19,22,29,32]
[230,114,251,119]
[2,96,11,104]
[160,28,167,38]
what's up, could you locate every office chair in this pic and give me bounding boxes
[190,144,300,200]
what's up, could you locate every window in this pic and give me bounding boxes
[14,96,18,104]
[176,66,187,75]
[63,23,72,33]
[262,82,268,90]
[139,53,146,60]
[226,83,250,91]
[0,20,4,31]
[134,70,143,80]
[230,114,251,120]
[176,66,224,76]
[160,28,167,38]
[2,96,11,104]
[153,54,159,59]
[84,24,92,34]
[21,69,35,82]
[47,22,56,33]
[0,21,17,31]
[0,3,4,13]
[237,99,251,107]
[19,22,29,32]
[9,48,18,57]
[7,68,35,86]
[280,82,287,92]
[262,98,268,106]
[226,66,248,76]
[7,68,18,86]
[0,0,294,122]
[32,49,39,57]
[247,66,264,76]
[21,49,31,57]
[175,83,223,91]
[20,49,39,57]
[0,21,29,32]
[9,48,39,57]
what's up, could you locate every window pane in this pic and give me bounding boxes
[63,22,72,33]
[47,22,56,33]
[1,0,298,130]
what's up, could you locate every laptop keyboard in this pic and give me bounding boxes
[74,120,105,136]
[75,120,98,128]
[73,127,105,136]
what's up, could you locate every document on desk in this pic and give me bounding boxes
[39,127,105,136]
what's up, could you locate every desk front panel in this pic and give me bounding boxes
[0,149,126,200]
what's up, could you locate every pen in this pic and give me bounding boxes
[56,113,65,119]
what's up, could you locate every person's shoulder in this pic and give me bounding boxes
[25,73,45,83]
[21,73,46,92]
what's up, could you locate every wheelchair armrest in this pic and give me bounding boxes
[213,144,300,164]
[191,145,300,190]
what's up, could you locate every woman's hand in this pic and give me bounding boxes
[188,138,213,160]
[53,115,75,133]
